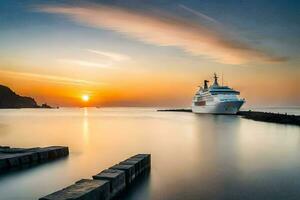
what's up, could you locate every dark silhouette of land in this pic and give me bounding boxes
[157,108,300,126]
[0,85,52,108]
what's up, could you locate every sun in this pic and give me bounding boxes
[81,95,90,102]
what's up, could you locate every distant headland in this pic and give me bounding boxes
[0,84,52,109]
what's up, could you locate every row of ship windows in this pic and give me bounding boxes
[195,96,214,101]
[195,95,238,102]
[197,92,237,96]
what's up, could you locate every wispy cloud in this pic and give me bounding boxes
[86,49,131,61]
[58,50,129,69]
[58,58,112,68]
[0,69,105,86]
[178,4,218,24]
[37,4,287,64]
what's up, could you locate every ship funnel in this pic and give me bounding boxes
[204,80,209,89]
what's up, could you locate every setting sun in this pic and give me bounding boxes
[81,95,90,102]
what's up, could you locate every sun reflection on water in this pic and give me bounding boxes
[82,108,89,145]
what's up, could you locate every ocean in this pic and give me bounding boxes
[0,107,299,200]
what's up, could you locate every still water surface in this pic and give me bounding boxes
[0,108,299,200]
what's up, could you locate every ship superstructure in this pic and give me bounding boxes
[192,73,245,114]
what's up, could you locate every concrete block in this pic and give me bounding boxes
[93,169,126,198]
[46,146,69,159]
[36,149,49,162]
[29,152,39,163]
[18,153,32,165]
[7,156,20,168]
[110,164,135,185]
[120,159,142,176]
[131,154,151,171]
[128,157,146,172]
[47,149,58,159]
[40,179,110,200]
[58,147,69,157]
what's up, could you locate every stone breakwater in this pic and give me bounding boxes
[40,154,151,200]
[157,109,300,126]
[237,111,300,126]
[0,146,69,173]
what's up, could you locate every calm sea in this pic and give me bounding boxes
[0,107,299,200]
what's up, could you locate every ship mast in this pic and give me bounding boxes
[213,73,219,86]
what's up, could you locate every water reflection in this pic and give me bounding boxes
[122,172,151,200]
[83,108,89,145]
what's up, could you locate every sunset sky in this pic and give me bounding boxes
[0,0,299,107]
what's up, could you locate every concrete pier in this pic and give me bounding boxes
[40,154,151,200]
[237,111,300,126]
[157,108,300,126]
[0,146,69,173]
[40,179,110,200]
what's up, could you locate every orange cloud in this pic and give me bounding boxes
[38,4,286,64]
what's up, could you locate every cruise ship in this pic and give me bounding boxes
[192,73,245,114]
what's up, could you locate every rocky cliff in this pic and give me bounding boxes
[0,85,51,108]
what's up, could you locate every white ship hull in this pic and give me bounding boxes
[192,100,244,114]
